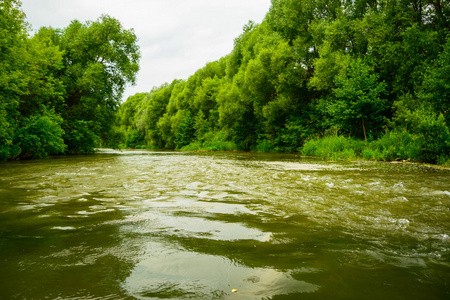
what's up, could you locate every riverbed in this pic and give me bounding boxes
[0,150,449,299]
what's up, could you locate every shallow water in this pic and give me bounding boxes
[0,150,449,299]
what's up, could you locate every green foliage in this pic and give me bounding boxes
[256,138,275,153]
[181,131,237,152]
[63,119,98,154]
[112,0,448,163]
[125,129,146,149]
[0,103,13,160]
[15,110,66,159]
[389,100,450,163]
[0,2,140,160]
[327,58,388,140]
[414,113,450,164]
[5,0,447,163]
[194,110,209,141]
[57,15,140,152]
[175,111,195,149]
[362,130,420,161]
[302,123,449,164]
[419,34,450,124]
[301,135,365,160]
[100,126,125,150]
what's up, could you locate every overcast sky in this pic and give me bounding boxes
[21,0,272,101]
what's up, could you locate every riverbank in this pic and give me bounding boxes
[119,143,450,170]
[300,134,450,167]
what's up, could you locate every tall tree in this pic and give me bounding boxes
[0,0,27,159]
[1,0,67,159]
[56,15,140,153]
[327,58,388,140]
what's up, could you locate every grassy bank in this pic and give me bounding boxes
[301,133,450,166]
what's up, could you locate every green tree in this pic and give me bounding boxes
[56,15,140,153]
[110,0,450,162]
[0,0,27,159]
[194,110,209,142]
[420,34,450,124]
[390,100,450,163]
[175,111,195,148]
[0,0,67,160]
[327,58,387,140]
[14,109,66,159]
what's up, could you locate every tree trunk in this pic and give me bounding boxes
[362,117,367,142]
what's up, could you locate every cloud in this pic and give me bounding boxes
[21,0,272,101]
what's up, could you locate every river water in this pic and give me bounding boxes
[0,150,449,299]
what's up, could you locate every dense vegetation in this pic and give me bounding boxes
[116,0,449,164]
[2,0,448,164]
[0,0,140,160]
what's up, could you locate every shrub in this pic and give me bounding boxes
[16,110,66,158]
[202,140,237,151]
[181,142,203,151]
[125,129,145,149]
[63,119,98,154]
[362,130,420,161]
[390,101,450,163]
[256,139,275,152]
[181,130,237,152]
[301,135,364,160]
[415,113,450,164]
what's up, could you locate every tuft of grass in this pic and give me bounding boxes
[256,139,275,152]
[134,145,161,150]
[181,131,237,152]
[362,130,420,161]
[301,135,364,160]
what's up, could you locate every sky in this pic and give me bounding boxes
[21,0,272,101]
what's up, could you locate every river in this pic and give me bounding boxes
[0,150,449,299]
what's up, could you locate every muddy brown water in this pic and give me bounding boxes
[0,150,449,299]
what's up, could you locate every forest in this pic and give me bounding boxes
[0,0,140,160]
[1,0,449,164]
[116,0,449,164]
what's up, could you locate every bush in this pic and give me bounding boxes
[63,119,98,154]
[301,128,450,164]
[437,156,450,166]
[390,101,450,163]
[301,135,365,160]
[100,127,125,149]
[16,110,66,159]
[125,129,145,149]
[202,140,237,151]
[181,142,203,151]
[362,130,420,161]
[415,113,450,164]
[279,117,311,152]
[256,139,275,152]
[181,130,237,151]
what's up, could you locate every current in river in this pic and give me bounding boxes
[0,150,449,299]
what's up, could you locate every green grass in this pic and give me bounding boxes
[182,141,237,151]
[300,131,450,165]
[301,135,365,160]
[181,131,238,152]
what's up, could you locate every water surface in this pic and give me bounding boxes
[0,150,449,299]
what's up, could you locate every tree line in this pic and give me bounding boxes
[2,0,449,164]
[117,0,449,164]
[0,0,140,160]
